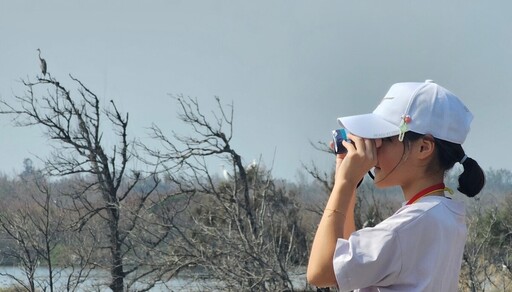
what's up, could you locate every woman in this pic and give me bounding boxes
[307,80,485,291]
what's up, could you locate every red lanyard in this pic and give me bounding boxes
[406,183,446,205]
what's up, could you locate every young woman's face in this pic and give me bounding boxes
[373,136,412,188]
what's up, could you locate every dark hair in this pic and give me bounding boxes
[403,131,485,197]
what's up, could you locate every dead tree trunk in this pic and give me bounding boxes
[0,74,134,292]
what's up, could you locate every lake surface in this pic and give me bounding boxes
[0,266,219,291]
[0,267,308,291]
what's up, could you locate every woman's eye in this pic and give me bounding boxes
[383,137,393,142]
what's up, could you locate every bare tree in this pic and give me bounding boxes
[460,203,497,292]
[0,200,41,291]
[143,95,308,291]
[459,194,512,292]
[0,73,175,291]
[0,175,66,292]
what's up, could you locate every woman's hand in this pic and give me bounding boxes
[334,134,381,188]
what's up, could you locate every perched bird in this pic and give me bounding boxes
[246,159,258,171]
[221,165,232,181]
[37,48,47,77]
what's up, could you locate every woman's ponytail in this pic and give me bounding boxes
[404,131,486,198]
[457,156,485,197]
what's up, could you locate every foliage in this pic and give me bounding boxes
[460,193,512,292]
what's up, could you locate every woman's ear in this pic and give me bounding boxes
[416,135,436,160]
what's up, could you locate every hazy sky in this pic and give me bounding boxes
[1,1,511,181]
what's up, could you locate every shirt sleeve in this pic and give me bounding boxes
[333,226,402,291]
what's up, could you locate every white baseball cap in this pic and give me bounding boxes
[337,80,473,144]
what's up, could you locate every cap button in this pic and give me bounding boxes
[425,79,434,83]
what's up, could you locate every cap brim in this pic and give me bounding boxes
[337,113,400,139]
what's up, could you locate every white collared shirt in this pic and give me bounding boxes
[333,196,467,292]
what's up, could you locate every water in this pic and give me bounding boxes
[0,267,308,291]
[0,267,217,291]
